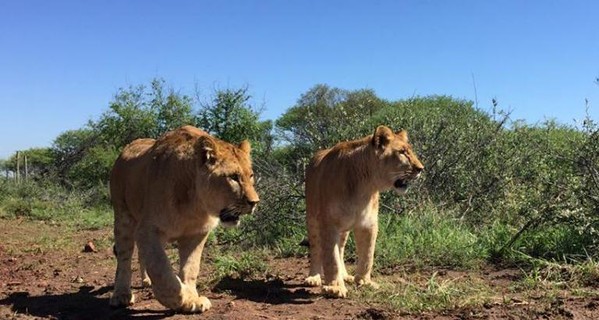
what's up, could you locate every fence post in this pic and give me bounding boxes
[16,151,20,184]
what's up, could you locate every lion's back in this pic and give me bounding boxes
[109,127,217,220]
[305,141,360,214]
[110,138,156,215]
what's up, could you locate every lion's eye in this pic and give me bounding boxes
[229,174,240,182]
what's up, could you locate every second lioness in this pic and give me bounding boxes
[304,125,424,298]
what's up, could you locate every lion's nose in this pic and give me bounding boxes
[248,199,260,207]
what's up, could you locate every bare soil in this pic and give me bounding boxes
[1,219,599,319]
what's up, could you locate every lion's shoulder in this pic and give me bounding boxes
[119,138,155,161]
[148,126,206,160]
[310,136,371,169]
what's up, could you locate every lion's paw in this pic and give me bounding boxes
[304,275,322,287]
[322,285,348,298]
[141,277,152,288]
[109,292,135,308]
[180,295,211,313]
[343,274,355,284]
[355,277,379,289]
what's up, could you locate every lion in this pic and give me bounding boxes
[304,125,424,298]
[109,125,259,313]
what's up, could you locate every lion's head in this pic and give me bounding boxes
[195,134,260,227]
[371,125,424,194]
[150,126,260,228]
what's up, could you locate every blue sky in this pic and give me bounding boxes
[1,0,598,159]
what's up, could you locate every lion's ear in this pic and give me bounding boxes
[372,125,394,150]
[196,136,219,165]
[396,129,409,142]
[239,140,251,154]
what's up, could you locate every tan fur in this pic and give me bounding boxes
[109,125,259,313]
[304,125,424,298]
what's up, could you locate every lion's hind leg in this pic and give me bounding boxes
[305,208,323,287]
[110,210,136,307]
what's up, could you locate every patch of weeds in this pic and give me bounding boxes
[352,271,492,313]
[89,233,114,251]
[211,223,243,245]
[569,259,599,287]
[73,207,113,230]
[571,287,599,298]
[273,235,309,258]
[212,251,269,281]
[22,233,77,254]
[511,253,599,300]
[2,198,30,218]
[374,208,486,271]
[517,267,545,290]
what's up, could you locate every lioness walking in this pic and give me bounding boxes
[109,125,259,313]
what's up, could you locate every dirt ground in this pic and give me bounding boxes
[1,219,599,320]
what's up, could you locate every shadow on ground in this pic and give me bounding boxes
[0,285,173,320]
[213,276,316,305]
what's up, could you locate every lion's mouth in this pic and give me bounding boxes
[219,208,241,225]
[394,179,409,189]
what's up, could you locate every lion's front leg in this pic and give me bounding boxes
[321,226,348,298]
[137,226,211,313]
[178,233,209,286]
[177,233,211,312]
[110,213,136,308]
[354,221,379,289]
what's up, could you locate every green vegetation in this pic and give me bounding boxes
[0,179,112,229]
[352,271,492,313]
[212,251,269,280]
[1,78,598,312]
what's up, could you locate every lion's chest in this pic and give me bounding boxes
[330,194,379,231]
[155,213,220,240]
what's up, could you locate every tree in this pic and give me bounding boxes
[150,79,195,135]
[54,78,196,188]
[91,78,195,149]
[0,159,9,179]
[196,87,273,155]
[275,84,386,168]
[19,148,54,178]
[67,145,119,189]
[51,128,97,185]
